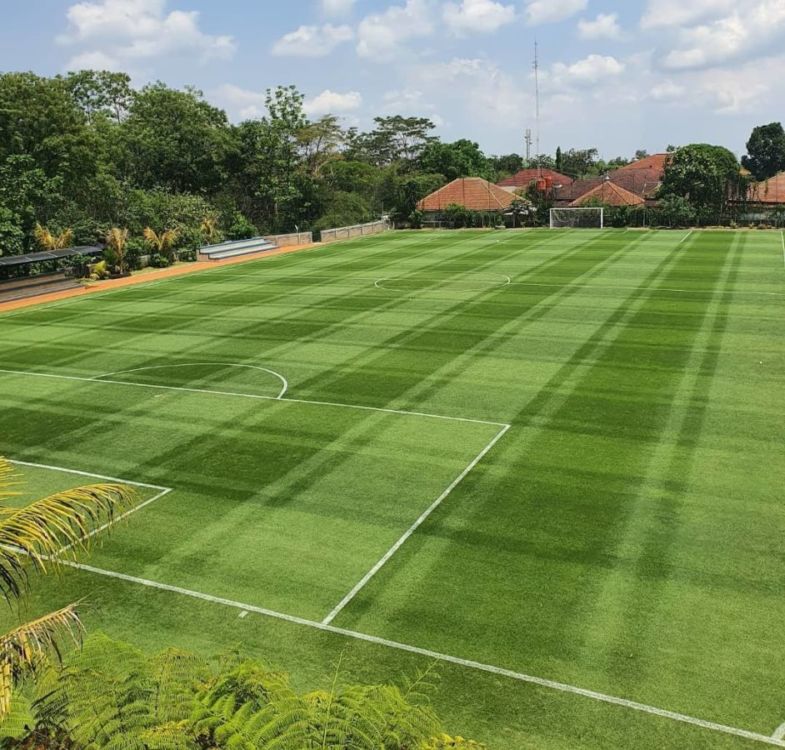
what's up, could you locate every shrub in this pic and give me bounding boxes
[226,211,256,240]
[149,253,169,268]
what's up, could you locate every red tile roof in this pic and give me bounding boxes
[748,172,785,204]
[614,153,669,173]
[569,180,645,207]
[418,178,519,212]
[497,168,574,188]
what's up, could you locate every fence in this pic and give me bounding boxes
[264,231,313,247]
[319,219,390,244]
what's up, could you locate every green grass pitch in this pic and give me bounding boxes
[0,228,784,748]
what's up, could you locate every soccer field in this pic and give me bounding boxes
[1,229,784,748]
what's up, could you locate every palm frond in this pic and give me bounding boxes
[33,223,56,251]
[0,483,137,601]
[0,457,21,502]
[55,228,74,250]
[106,227,129,252]
[0,605,83,719]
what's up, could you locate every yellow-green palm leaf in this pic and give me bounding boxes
[0,605,83,718]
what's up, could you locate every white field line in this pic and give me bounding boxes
[508,280,785,298]
[322,423,511,625]
[94,362,289,400]
[37,555,785,748]
[0,368,507,429]
[678,230,694,245]
[8,459,173,555]
[374,274,511,292]
[781,231,785,269]
[773,722,785,740]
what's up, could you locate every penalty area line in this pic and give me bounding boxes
[49,556,785,749]
[321,423,511,626]
[0,367,507,428]
[7,458,174,556]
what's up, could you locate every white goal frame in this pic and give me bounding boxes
[549,207,604,229]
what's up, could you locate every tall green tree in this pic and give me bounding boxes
[63,70,134,124]
[120,83,232,194]
[741,122,785,181]
[418,139,490,181]
[660,143,744,217]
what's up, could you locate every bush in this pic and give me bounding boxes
[226,211,256,240]
[149,253,169,268]
[124,237,146,270]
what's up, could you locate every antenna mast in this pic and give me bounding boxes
[534,40,541,176]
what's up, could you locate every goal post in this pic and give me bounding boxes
[549,207,604,229]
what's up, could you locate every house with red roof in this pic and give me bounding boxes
[747,172,785,206]
[497,168,574,191]
[417,177,519,213]
[569,180,645,207]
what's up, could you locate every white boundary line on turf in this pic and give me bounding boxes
[322,423,511,625]
[0,368,507,428]
[781,231,785,269]
[41,555,785,749]
[508,280,785,298]
[374,274,512,292]
[94,362,289,400]
[7,459,173,554]
[678,230,693,245]
[774,722,785,741]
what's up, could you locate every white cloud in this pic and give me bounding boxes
[321,0,356,15]
[525,0,587,26]
[443,0,516,36]
[650,80,686,100]
[303,89,363,115]
[548,54,625,87]
[641,0,735,29]
[660,1,785,70]
[356,0,433,60]
[58,0,235,70]
[578,13,622,39]
[271,24,353,57]
[214,83,266,120]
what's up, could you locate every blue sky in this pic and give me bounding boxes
[1,0,784,158]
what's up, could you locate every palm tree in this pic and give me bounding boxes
[143,227,179,264]
[0,456,136,719]
[105,227,130,275]
[200,216,222,245]
[34,224,73,251]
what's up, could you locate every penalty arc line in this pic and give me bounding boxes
[40,556,785,749]
[322,423,511,626]
[93,362,289,401]
[774,722,785,740]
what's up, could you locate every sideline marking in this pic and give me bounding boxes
[322,423,511,625]
[774,723,785,741]
[0,368,507,428]
[781,231,785,269]
[37,555,785,749]
[7,459,173,554]
[374,274,512,292]
[678,230,693,245]
[94,362,289,400]
[508,280,785,298]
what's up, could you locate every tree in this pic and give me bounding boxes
[488,153,523,179]
[345,116,436,167]
[658,194,696,227]
[143,227,179,263]
[200,216,222,244]
[105,227,129,274]
[297,114,344,176]
[555,146,563,172]
[559,148,599,177]
[634,149,649,161]
[418,139,490,181]
[34,223,72,250]
[0,457,136,719]
[741,122,785,181]
[659,143,744,218]
[63,70,134,124]
[120,83,232,194]
[8,634,486,749]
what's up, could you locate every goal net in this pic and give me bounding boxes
[549,207,604,229]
